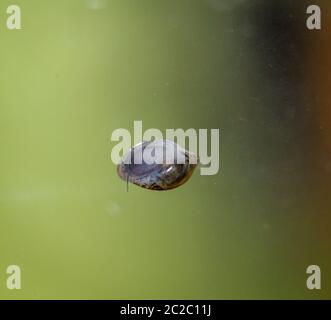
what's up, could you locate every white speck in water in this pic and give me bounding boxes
[263,222,271,230]
[106,202,121,216]
[85,0,106,10]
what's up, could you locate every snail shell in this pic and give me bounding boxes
[117,140,198,191]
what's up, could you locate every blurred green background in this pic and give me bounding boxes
[0,0,330,299]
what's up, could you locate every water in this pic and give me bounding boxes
[0,0,330,299]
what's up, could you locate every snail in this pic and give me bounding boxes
[117,140,198,191]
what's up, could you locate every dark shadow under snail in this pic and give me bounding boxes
[117,140,198,191]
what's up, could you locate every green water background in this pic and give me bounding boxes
[0,0,330,299]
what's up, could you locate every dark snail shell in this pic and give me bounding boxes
[117,140,198,191]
